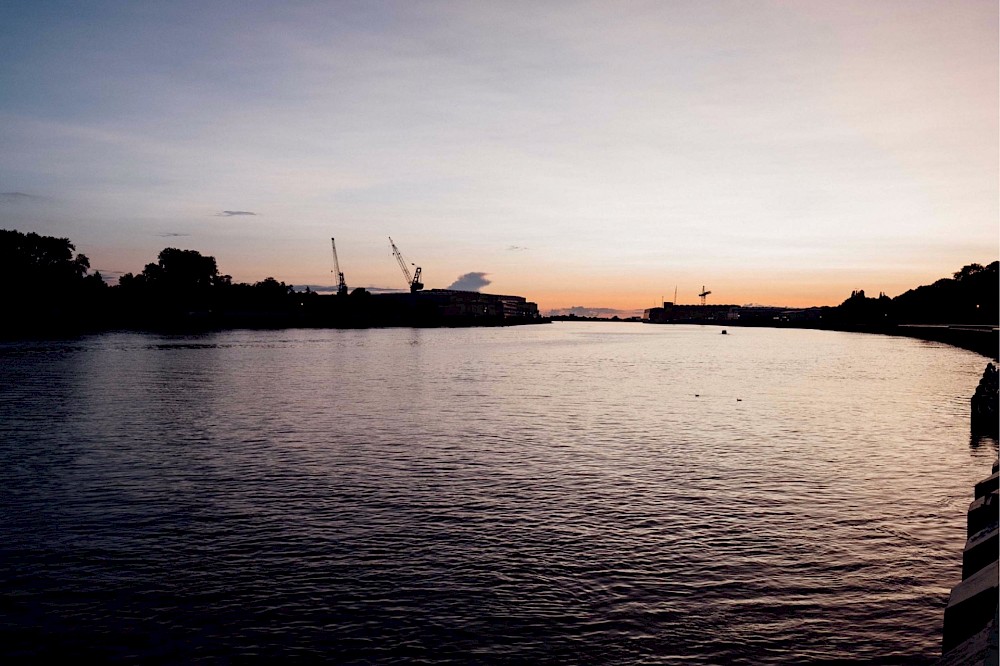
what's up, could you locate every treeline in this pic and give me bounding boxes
[113,246,334,328]
[1,229,108,335]
[0,228,996,337]
[829,261,998,326]
[0,230,342,336]
[0,229,503,336]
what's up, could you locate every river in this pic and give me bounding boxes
[1,323,994,664]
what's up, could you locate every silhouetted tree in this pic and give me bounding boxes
[250,277,295,307]
[892,261,998,324]
[144,248,220,291]
[0,229,107,335]
[0,229,93,288]
[835,261,998,326]
[113,247,224,323]
[835,289,891,325]
[954,263,987,281]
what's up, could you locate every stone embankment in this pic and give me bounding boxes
[935,364,999,665]
[896,325,999,361]
[972,363,1000,438]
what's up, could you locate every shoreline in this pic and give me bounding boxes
[638,320,998,360]
[554,317,998,360]
[2,318,996,360]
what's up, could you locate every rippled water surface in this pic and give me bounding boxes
[1,323,995,664]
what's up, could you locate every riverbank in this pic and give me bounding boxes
[0,315,552,341]
[640,319,998,359]
[895,325,998,360]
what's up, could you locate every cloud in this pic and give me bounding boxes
[506,245,529,251]
[548,306,642,319]
[216,210,257,217]
[297,284,402,294]
[359,286,406,293]
[157,232,190,237]
[446,272,491,291]
[93,269,127,284]
[0,192,47,203]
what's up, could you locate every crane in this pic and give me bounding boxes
[330,237,348,296]
[388,236,423,293]
[698,285,712,306]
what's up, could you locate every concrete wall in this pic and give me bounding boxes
[936,460,999,664]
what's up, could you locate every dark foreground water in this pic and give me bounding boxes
[1,323,995,664]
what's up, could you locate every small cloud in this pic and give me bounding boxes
[0,192,47,203]
[94,269,127,284]
[447,272,492,292]
[216,210,257,217]
[548,306,642,319]
[361,286,404,293]
[157,232,190,237]
[506,245,529,251]
[298,284,401,294]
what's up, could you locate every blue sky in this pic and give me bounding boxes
[1,1,996,311]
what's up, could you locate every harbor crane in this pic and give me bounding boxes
[698,286,712,306]
[388,236,423,293]
[330,238,348,296]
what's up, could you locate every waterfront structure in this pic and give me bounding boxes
[641,303,828,325]
[366,289,541,326]
[642,301,740,323]
[937,460,998,663]
[415,289,540,320]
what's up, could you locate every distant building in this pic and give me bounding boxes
[642,302,739,323]
[776,307,825,322]
[422,289,540,320]
[736,306,785,322]
[641,303,826,325]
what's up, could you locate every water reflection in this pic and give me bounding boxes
[969,433,999,451]
[0,324,994,664]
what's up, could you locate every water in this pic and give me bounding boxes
[1,323,995,664]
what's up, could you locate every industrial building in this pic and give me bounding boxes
[325,236,542,326]
[642,302,828,326]
[393,289,539,321]
[643,301,740,323]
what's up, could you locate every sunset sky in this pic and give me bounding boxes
[1,1,996,313]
